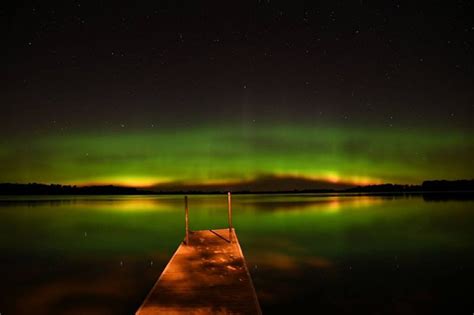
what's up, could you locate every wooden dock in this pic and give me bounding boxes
[136,228,261,315]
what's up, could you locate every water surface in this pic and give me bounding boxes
[0,194,473,314]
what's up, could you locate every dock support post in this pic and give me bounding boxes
[228,192,233,242]
[185,195,189,245]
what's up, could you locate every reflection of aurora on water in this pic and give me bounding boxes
[1,194,473,314]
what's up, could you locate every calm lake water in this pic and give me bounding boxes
[0,194,473,314]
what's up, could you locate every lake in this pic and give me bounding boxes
[0,194,473,314]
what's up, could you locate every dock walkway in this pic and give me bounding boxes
[136,228,261,315]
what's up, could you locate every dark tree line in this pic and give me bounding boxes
[0,180,472,195]
[421,180,474,191]
[0,183,152,195]
[345,180,474,193]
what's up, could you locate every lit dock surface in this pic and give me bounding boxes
[136,228,261,315]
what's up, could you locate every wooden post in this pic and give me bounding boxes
[185,195,189,245]
[228,192,233,242]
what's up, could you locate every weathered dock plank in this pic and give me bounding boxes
[136,228,261,315]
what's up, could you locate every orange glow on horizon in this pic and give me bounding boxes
[273,172,382,187]
[69,176,170,188]
[68,172,382,190]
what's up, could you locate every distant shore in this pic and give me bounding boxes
[0,180,473,195]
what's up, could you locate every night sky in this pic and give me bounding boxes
[1,1,473,189]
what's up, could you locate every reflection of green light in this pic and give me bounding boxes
[0,122,472,185]
[1,195,473,258]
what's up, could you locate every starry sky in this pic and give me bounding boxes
[1,1,473,189]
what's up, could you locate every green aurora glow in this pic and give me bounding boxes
[0,122,472,187]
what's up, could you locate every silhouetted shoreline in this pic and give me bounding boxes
[0,183,151,195]
[0,180,473,196]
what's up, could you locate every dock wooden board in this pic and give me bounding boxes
[136,228,261,315]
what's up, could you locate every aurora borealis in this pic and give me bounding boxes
[2,2,473,190]
[1,122,472,188]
